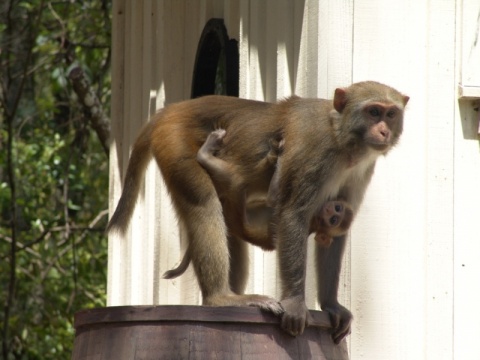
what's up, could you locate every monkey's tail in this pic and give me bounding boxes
[106,122,154,235]
[162,248,191,279]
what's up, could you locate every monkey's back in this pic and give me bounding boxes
[150,95,335,198]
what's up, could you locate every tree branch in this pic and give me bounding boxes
[68,66,111,155]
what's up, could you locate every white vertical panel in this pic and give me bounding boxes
[139,0,155,305]
[295,0,319,96]
[351,0,455,359]
[163,0,186,102]
[238,0,303,302]
[273,0,294,98]
[108,0,126,306]
[113,0,136,306]
[246,0,266,100]
[264,0,277,101]
[352,1,418,357]
[424,2,456,359]
[109,0,206,308]
[212,0,224,17]
[459,0,480,87]
[317,0,353,97]
[149,1,193,306]
[127,0,150,306]
[454,103,480,359]
[294,0,355,312]
[199,0,211,28]
[311,0,354,315]
[223,0,240,40]
[238,1,270,300]
[351,0,427,358]
[123,0,139,305]
[160,0,202,305]
[454,2,480,358]
[183,0,200,94]
[150,0,164,306]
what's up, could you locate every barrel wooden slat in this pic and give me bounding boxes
[72,306,349,360]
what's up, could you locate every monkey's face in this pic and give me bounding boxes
[317,200,354,238]
[361,102,404,152]
[322,201,345,230]
[333,81,409,154]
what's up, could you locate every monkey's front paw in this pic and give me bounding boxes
[323,302,352,344]
[280,296,313,336]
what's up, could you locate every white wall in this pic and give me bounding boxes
[109,0,480,358]
[455,1,480,358]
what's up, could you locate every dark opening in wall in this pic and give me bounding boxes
[191,18,239,98]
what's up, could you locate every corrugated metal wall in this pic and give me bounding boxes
[108,0,480,358]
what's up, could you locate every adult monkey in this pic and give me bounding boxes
[107,81,408,343]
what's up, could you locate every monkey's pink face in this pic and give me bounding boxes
[362,102,403,151]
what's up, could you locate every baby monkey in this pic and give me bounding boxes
[198,129,354,248]
[310,200,353,247]
[163,129,354,279]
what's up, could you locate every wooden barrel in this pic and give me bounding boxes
[72,305,349,360]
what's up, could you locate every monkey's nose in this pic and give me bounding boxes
[379,128,390,141]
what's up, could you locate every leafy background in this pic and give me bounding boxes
[1,1,111,358]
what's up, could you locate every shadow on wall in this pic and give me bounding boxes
[458,100,480,145]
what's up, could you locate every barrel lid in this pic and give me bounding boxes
[74,305,331,330]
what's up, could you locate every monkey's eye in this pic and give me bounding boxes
[334,204,343,212]
[387,110,396,118]
[329,216,339,226]
[369,107,381,117]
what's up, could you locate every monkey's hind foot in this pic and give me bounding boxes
[205,293,284,316]
[203,128,226,154]
[243,294,284,315]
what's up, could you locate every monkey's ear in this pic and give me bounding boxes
[333,88,348,113]
[402,95,410,106]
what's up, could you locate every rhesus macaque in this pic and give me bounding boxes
[311,200,353,247]
[107,81,408,343]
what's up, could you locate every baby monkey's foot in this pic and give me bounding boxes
[203,129,227,155]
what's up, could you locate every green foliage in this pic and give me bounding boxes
[0,1,111,358]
